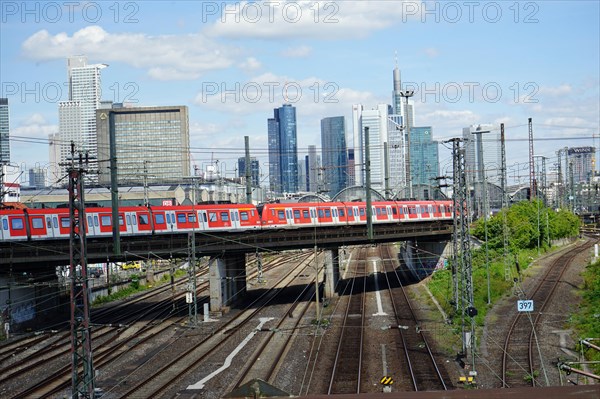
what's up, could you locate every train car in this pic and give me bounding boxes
[260,202,348,229]
[0,208,28,241]
[150,203,261,234]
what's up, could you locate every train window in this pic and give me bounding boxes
[11,218,24,230]
[310,209,316,218]
[271,209,276,216]
[375,208,380,216]
[303,210,309,219]
[100,216,111,226]
[318,209,324,218]
[2,219,7,230]
[54,217,59,228]
[119,215,125,226]
[188,213,197,223]
[221,212,229,222]
[177,213,187,223]
[61,217,71,228]
[94,216,98,227]
[277,210,285,220]
[47,218,52,229]
[294,210,300,218]
[202,213,208,222]
[339,208,345,217]
[325,209,331,218]
[166,214,171,224]
[87,216,93,228]
[251,210,255,217]
[132,215,137,225]
[240,211,249,221]
[392,208,397,215]
[209,212,217,222]
[139,214,150,225]
[440,205,445,213]
[126,215,131,225]
[359,208,365,216]
[354,208,358,216]
[155,214,165,224]
[31,217,44,229]
[332,208,337,217]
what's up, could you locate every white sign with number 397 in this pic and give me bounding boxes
[517,300,534,312]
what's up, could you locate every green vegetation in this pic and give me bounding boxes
[91,267,187,306]
[570,258,600,374]
[427,200,580,340]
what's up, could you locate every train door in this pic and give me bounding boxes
[402,205,409,220]
[230,209,240,229]
[165,210,176,232]
[198,210,208,231]
[285,208,294,227]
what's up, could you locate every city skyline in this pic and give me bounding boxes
[1,1,598,187]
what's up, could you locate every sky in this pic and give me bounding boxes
[1,0,599,186]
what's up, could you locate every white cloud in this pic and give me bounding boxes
[21,26,237,80]
[11,113,57,139]
[281,45,312,58]
[193,71,376,118]
[423,47,439,58]
[538,84,572,97]
[204,1,411,40]
[239,57,263,72]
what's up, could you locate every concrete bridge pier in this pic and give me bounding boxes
[322,247,340,299]
[209,254,247,316]
[399,240,451,281]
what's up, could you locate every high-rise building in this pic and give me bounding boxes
[346,148,355,186]
[463,124,501,186]
[267,104,298,194]
[410,127,439,186]
[321,116,348,197]
[568,147,596,183]
[352,104,388,189]
[307,145,318,192]
[0,98,9,165]
[54,56,107,185]
[237,156,260,187]
[28,167,46,188]
[96,105,190,185]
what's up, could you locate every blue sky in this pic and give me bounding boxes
[1,0,599,185]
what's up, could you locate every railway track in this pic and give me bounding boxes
[380,244,448,391]
[116,252,315,398]
[3,255,291,398]
[327,247,367,395]
[501,239,594,388]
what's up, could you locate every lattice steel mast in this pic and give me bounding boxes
[67,143,95,398]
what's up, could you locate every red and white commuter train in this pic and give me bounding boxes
[0,200,453,242]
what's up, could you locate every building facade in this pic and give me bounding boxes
[268,104,298,194]
[320,116,348,197]
[568,147,596,183]
[410,127,439,187]
[96,105,190,185]
[0,98,9,164]
[54,56,107,185]
[237,156,260,187]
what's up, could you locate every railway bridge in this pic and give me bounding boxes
[0,220,452,315]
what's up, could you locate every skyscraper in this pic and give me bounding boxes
[352,104,398,192]
[268,104,298,194]
[237,156,260,187]
[307,144,318,192]
[410,127,439,186]
[463,124,501,187]
[568,147,596,183]
[0,98,9,164]
[55,56,107,185]
[96,105,190,185]
[321,116,348,197]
